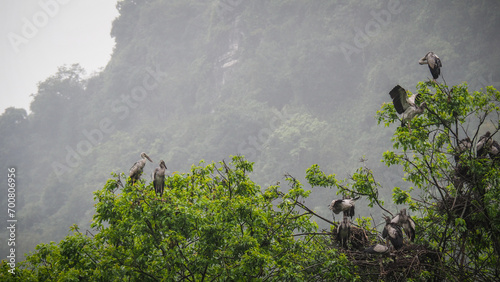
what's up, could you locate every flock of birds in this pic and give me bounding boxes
[330,51,500,254]
[328,52,439,254]
[328,197,416,254]
[125,51,497,256]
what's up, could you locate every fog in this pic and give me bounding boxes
[0,0,118,114]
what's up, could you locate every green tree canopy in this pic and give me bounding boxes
[1,156,354,281]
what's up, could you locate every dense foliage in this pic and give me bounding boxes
[1,157,355,281]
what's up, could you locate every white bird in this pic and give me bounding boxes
[419,51,442,81]
[383,215,404,250]
[337,216,350,249]
[364,244,389,254]
[391,209,416,242]
[389,85,427,130]
[129,152,153,185]
[153,160,167,197]
[329,196,360,218]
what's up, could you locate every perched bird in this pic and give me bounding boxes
[153,160,167,197]
[488,140,500,161]
[337,216,350,249]
[419,52,442,81]
[477,131,493,158]
[454,137,472,173]
[389,85,427,130]
[329,196,360,218]
[129,152,153,184]
[455,137,472,159]
[364,243,389,254]
[382,215,404,250]
[391,209,416,242]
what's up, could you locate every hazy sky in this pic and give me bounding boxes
[0,0,119,114]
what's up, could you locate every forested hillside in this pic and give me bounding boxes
[1,0,499,267]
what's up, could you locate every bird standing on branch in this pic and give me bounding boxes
[153,160,167,197]
[383,215,404,250]
[129,152,153,185]
[477,131,493,158]
[391,208,416,242]
[337,216,350,249]
[489,139,500,161]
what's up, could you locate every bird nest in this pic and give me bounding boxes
[329,225,441,280]
[436,194,486,229]
[342,226,370,251]
[436,194,472,214]
[341,244,442,281]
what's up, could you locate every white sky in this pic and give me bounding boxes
[0,0,119,114]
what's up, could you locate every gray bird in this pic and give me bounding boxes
[454,137,473,179]
[364,243,389,254]
[457,137,472,155]
[419,51,442,81]
[489,140,500,161]
[337,216,350,249]
[129,152,153,185]
[329,196,360,218]
[477,131,493,158]
[389,85,427,130]
[153,160,167,197]
[391,209,416,242]
[382,215,404,250]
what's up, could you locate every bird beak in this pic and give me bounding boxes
[146,154,153,162]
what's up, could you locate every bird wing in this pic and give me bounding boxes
[427,55,436,69]
[389,85,409,114]
[130,160,141,174]
[477,135,491,153]
[153,167,160,180]
[329,200,342,214]
[382,226,388,239]
[435,55,442,68]
[407,216,416,241]
[408,93,421,105]
[408,215,416,231]
[491,140,500,155]
[388,223,403,239]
